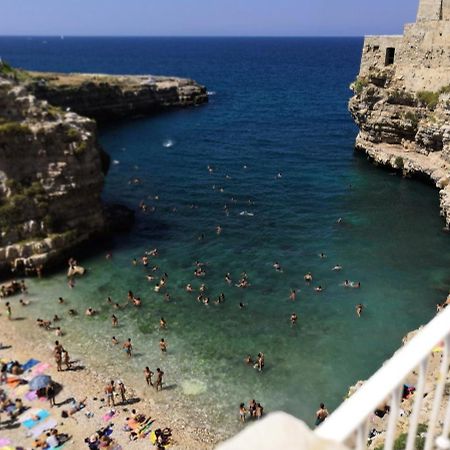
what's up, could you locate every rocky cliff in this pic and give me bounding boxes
[349,67,450,228]
[26,72,208,122]
[0,63,207,275]
[0,74,106,274]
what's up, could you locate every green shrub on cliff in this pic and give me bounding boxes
[417,90,439,110]
[0,60,30,82]
[0,121,32,136]
[404,111,419,127]
[353,77,368,94]
[65,127,80,142]
[387,90,415,106]
[394,156,404,170]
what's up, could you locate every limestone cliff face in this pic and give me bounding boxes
[27,72,208,122]
[349,68,450,227]
[0,76,106,273]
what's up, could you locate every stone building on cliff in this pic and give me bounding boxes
[360,0,450,91]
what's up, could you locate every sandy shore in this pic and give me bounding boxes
[0,308,218,449]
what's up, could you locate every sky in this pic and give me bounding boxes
[0,0,418,37]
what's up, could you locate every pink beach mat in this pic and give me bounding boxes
[32,362,50,374]
[25,390,38,401]
[102,410,116,422]
[0,439,11,446]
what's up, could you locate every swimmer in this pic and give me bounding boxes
[132,258,138,266]
[225,273,232,284]
[68,309,77,316]
[315,286,323,292]
[106,253,112,260]
[356,304,363,317]
[111,336,119,345]
[85,308,96,316]
[244,355,253,365]
[53,314,60,322]
[216,225,222,235]
[319,252,327,259]
[332,265,343,271]
[114,303,121,310]
[352,282,361,289]
[111,315,118,327]
[239,302,245,309]
[19,299,29,306]
[159,338,167,352]
[160,317,167,329]
[289,289,297,301]
[133,297,142,306]
[273,262,283,272]
[343,280,350,287]
[58,297,65,304]
[107,296,113,304]
[164,293,170,302]
[290,312,298,325]
[68,278,75,289]
[276,172,282,178]
[304,272,313,283]
[199,283,207,293]
[186,283,194,292]
[147,274,155,281]
[55,327,62,337]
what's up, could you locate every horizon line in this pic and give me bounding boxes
[0,34,366,39]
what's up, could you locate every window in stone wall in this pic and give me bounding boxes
[385,47,395,66]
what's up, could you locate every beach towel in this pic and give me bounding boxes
[32,362,50,375]
[0,446,15,450]
[22,358,40,372]
[6,377,21,388]
[22,409,50,428]
[0,439,11,446]
[19,407,40,422]
[30,418,58,438]
[25,390,38,401]
[102,410,116,422]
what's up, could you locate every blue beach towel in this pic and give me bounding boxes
[22,359,40,372]
[22,410,50,429]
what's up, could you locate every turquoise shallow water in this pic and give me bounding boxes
[1,37,449,434]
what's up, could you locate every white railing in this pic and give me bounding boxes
[316,306,450,450]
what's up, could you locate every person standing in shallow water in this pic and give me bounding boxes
[315,403,329,426]
[123,338,133,358]
[155,368,164,391]
[144,367,154,386]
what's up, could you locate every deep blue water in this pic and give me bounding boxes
[1,37,449,434]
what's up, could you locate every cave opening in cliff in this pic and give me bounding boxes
[385,47,395,66]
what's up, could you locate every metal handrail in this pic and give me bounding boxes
[316,306,450,447]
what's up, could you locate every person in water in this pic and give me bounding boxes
[289,289,297,301]
[315,403,329,426]
[356,304,363,317]
[144,367,154,386]
[123,338,133,358]
[159,338,167,353]
[290,313,298,325]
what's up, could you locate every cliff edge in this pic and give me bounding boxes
[27,71,208,122]
[0,62,207,275]
[349,0,450,228]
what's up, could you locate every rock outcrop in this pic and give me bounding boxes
[349,69,450,227]
[0,63,207,274]
[26,72,208,122]
[0,74,106,273]
[350,0,450,228]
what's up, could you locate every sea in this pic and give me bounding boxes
[0,37,449,435]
